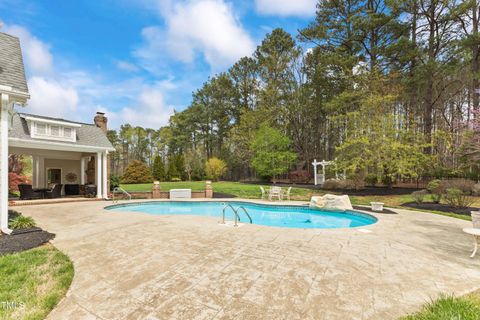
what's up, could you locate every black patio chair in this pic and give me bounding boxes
[46,184,63,199]
[18,184,42,200]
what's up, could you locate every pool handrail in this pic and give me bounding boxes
[112,187,132,203]
[222,203,252,227]
[237,206,252,224]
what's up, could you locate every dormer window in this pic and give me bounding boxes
[24,116,80,143]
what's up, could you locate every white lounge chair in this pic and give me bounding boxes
[260,186,267,200]
[269,186,282,201]
[283,187,292,201]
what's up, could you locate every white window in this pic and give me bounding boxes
[36,123,47,135]
[30,121,78,142]
[63,127,72,137]
[51,126,60,136]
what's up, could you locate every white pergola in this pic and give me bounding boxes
[312,159,334,186]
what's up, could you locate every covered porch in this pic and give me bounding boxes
[9,144,109,200]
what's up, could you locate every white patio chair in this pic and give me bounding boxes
[260,186,267,200]
[269,186,282,201]
[283,187,292,201]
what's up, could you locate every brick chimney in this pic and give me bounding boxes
[94,112,108,133]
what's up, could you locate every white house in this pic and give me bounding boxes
[0,31,114,234]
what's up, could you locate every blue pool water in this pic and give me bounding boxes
[106,201,377,229]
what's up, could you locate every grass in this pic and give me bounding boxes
[403,290,480,320]
[120,181,479,220]
[0,244,74,320]
[121,181,315,200]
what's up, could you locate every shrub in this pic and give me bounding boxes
[8,172,29,193]
[121,160,153,184]
[110,174,120,191]
[289,170,310,184]
[412,190,428,204]
[444,188,474,208]
[9,215,36,229]
[205,158,227,182]
[8,209,21,222]
[171,177,182,182]
[365,174,378,186]
[427,179,444,204]
[322,179,342,189]
[442,179,475,194]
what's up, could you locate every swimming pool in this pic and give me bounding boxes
[106,201,377,229]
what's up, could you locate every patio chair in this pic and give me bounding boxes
[46,184,63,199]
[18,184,42,200]
[269,186,282,201]
[260,186,267,200]
[283,187,292,201]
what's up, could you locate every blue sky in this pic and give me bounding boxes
[0,0,316,129]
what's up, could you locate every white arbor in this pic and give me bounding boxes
[311,159,334,186]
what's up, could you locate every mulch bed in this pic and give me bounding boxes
[241,182,420,196]
[401,202,479,216]
[0,228,55,255]
[353,205,397,214]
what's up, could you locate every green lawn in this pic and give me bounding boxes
[121,181,315,200]
[0,245,74,320]
[403,291,480,320]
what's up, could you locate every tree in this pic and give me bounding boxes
[152,155,166,181]
[334,75,431,186]
[121,160,153,184]
[205,158,227,181]
[250,125,297,182]
[184,148,205,181]
[167,156,180,181]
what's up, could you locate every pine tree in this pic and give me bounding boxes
[152,155,165,181]
[167,156,180,181]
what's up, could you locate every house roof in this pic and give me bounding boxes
[0,32,29,94]
[9,112,114,151]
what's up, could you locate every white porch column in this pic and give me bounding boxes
[80,157,85,185]
[38,157,45,188]
[0,94,11,234]
[32,156,38,188]
[102,151,108,199]
[96,152,102,199]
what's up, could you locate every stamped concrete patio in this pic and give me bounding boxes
[17,200,480,320]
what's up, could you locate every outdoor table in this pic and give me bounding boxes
[33,188,50,199]
[463,228,480,258]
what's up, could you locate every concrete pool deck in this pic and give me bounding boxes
[16,199,480,319]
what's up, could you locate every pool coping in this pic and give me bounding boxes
[103,198,379,229]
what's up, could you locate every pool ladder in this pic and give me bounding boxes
[222,204,252,227]
[112,187,132,203]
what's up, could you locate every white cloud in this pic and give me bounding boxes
[255,0,317,17]
[27,77,79,117]
[3,24,53,76]
[108,85,174,128]
[135,0,255,71]
[116,60,140,72]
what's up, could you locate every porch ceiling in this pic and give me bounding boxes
[9,146,93,160]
